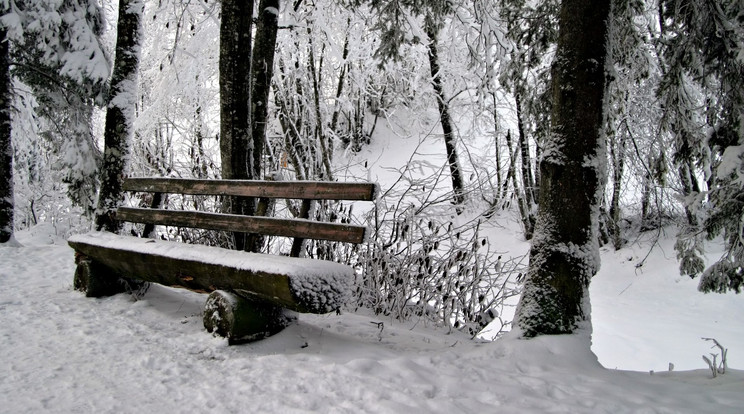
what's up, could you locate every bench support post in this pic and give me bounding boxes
[74,253,132,297]
[203,290,297,344]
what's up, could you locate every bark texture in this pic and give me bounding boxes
[0,26,13,243]
[515,0,611,337]
[95,0,143,232]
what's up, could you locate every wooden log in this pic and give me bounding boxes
[123,178,378,201]
[67,232,352,313]
[116,207,367,244]
[203,290,297,344]
[73,253,146,298]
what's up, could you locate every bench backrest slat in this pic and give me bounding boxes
[123,178,377,201]
[117,207,367,244]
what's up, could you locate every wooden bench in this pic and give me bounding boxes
[68,177,377,344]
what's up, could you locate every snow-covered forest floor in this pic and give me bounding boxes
[1,221,743,413]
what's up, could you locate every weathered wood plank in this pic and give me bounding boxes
[117,207,367,244]
[123,178,378,201]
[68,233,352,313]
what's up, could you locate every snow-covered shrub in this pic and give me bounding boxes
[350,173,523,337]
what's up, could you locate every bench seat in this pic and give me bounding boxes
[68,231,353,314]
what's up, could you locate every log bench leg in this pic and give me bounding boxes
[73,253,147,298]
[203,290,297,345]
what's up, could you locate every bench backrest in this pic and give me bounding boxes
[118,178,376,252]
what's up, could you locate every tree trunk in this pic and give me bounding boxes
[250,0,279,179]
[242,0,281,252]
[220,0,255,250]
[640,171,652,229]
[307,32,333,179]
[0,25,13,243]
[220,0,253,181]
[515,93,535,206]
[491,92,502,201]
[425,21,465,209]
[331,24,350,138]
[514,0,611,337]
[502,129,517,201]
[609,131,625,249]
[515,94,536,239]
[95,0,144,233]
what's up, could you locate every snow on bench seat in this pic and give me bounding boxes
[68,231,353,314]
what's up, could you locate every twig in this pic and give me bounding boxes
[702,337,728,375]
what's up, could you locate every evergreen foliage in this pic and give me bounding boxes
[4,0,110,215]
[661,0,744,293]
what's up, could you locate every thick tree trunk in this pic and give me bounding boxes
[515,0,611,337]
[0,26,13,243]
[220,0,253,182]
[220,0,255,250]
[425,22,465,210]
[243,0,281,252]
[95,0,143,233]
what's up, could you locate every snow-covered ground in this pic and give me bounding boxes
[1,222,743,413]
[592,227,744,373]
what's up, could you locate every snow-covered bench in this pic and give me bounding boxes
[68,177,377,344]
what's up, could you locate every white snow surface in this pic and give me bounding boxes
[2,224,743,413]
